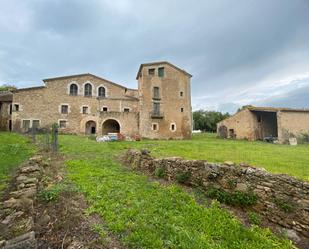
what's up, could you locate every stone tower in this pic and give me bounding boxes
[136,61,192,139]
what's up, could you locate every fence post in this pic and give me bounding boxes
[51,123,59,153]
[44,129,50,151]
[31,127,36,143]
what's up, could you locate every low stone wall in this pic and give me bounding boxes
[0,155,48,249]
[124,149,309,238]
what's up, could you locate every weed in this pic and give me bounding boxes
[206,187,257,206]
[248,212,261,226]
[175,170,191,183]
[227,179,237,189]
[274,198,294,212]
[39,184,64,202]
[154,166,165,178]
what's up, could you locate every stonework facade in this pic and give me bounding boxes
[0,62,193,139]
[217,107,309,143]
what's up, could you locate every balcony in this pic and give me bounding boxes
[150,111,164,119]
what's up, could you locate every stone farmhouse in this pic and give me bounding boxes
[217,106,309,143]
[0,61,193,139]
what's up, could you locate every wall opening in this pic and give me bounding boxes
[102,119,120,135]
[229,129,235,139]
[218,125,228,138]
[252,111,278,140]
[85,120,96,135]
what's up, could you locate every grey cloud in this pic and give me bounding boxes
[0,0,309,112]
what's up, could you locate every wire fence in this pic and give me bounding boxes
[25,124,59,153]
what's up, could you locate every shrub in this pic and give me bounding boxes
[298,132,309,144]
[248,211,261,226]
[206,187,257,206]
[175,171,191,184]
[154,167,165,178]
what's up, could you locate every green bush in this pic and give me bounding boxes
[248,212,261,226]
[39,184,64,202]
[206,187,257,206]
[154,167,165,178]
[175,171,191,184]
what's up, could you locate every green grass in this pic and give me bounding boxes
[60,135,292,248]
[0,132,35,195]
[144,133,309,181]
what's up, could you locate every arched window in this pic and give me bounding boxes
[98,87,106,98]
[69,84,78,96]
[84,83,92,96]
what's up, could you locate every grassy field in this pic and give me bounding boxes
[1,132,305,248]
[63,133,309,180]
[0,132,35,195]
[139,133,309,181]
[60,135,293,248]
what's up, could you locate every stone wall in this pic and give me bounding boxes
[125,149,309,238]
[0,155,47,249]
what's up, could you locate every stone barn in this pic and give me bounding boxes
[217,106,309,143]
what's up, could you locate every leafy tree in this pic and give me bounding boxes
[0,84,17,91]
[237,105,255,112]
[193,110,230,132]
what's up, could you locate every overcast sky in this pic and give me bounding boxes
[0,0,309,113]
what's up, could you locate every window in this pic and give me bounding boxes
[153,102,160,115]
[181,107,184,112]
[152,123,158,131]
[14,104,19,112]
[9,104,12,114]
[22,120,30,130]
[229,129,235,138]
[98,87,106,97]
[158,67,165,77]
[102,107,108,112]
[170,123,176,132]
[59,120,67,128]
[84,83,92,96]
[82,106,88,114]
[153,87,160,99]
[180,91,183,97]
[61,105,68,114]
[32,120,40,129]
[148,68,155,75]
[123,108,130,113]
[70,84,78,96]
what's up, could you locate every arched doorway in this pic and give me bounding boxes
[85,120,96,135]
[218,125,228,138]
[102,119,120,135]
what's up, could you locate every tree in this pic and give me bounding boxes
[193,110,230,132]
[0,84,17,91]
[237,105,255,112]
